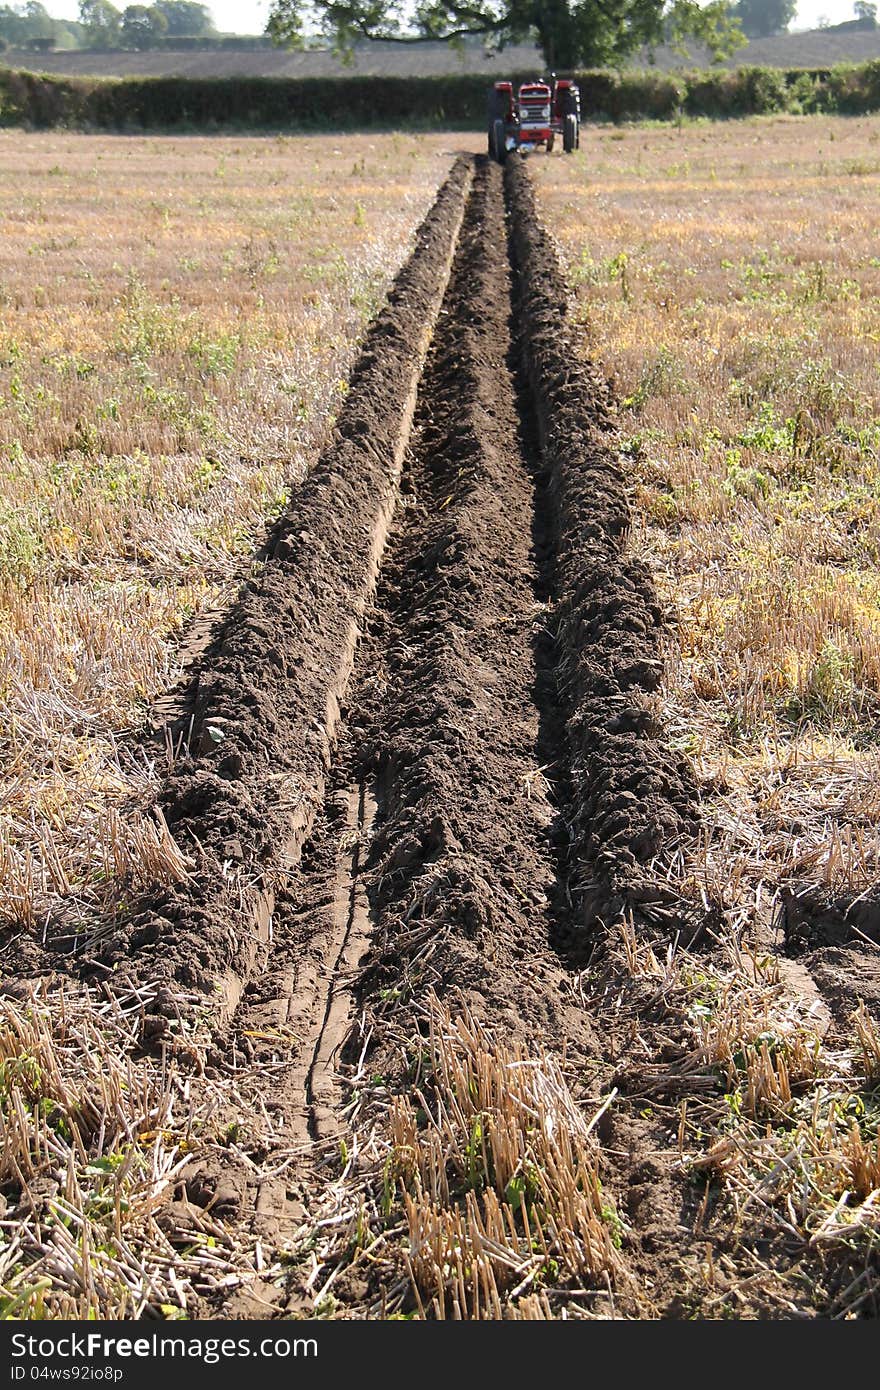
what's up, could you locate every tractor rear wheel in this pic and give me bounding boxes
[493,118,507,164]
[563,113,578,153]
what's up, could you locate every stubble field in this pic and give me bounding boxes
[2,118,880,1321]
[535,111,880,1314]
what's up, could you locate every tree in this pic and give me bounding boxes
[266,0,745,69]
[0,1,54,46]
[732,0,795,37]
[121,3,168,46]
[22,0,53,39]
[79,0,122,45]
[854,0,877,26]
[0,5,26,44]
[52,22,83,46]
[153,1,216,35]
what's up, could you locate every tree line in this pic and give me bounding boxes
[0,1,222,51]
[0,0,877,62]
[265,0,878,66]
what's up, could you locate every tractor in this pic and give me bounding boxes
[488,76,580,162]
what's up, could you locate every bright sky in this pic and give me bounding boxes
[47,0,862,39]
[198,0,272,34]
[791,0,863,26]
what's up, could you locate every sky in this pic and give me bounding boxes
[47,0,863,39]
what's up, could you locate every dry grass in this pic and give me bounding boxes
[265,920,880,1319]
[0,980,259,1318]
[592,917,880,1315]
[271,993,625,1320]
[390,998,623,1318]
[0,131,457,942]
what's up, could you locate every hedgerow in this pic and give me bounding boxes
[0,60,878,129]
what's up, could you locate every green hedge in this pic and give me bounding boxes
[828,58,880,113]
[1,60,879,130]
[684,65,789,117]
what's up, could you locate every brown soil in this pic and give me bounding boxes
[506,159,701,939]
[174,157,720,1318]
[3,150,877,1321]
[780,884,880,1033]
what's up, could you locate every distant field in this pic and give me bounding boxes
[0,39,545,79]
[3,27,880,79]
[730,25,880,67]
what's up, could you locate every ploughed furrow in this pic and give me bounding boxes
[30,151,792,1320]
[163,157,731,1321]
[348,156,593,1043]
[77,158,472,1028]
[222,157,727,1320]
[505,160,702,940]
[220,156,610,1318]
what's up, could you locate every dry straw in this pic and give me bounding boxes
[0,981,256,1318]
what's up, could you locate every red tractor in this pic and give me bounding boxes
[488,76,580,162]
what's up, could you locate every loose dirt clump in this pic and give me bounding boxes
[781,883,880,952]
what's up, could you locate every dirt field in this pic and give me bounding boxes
[4,27,878,77]
[2,124,880,1320]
